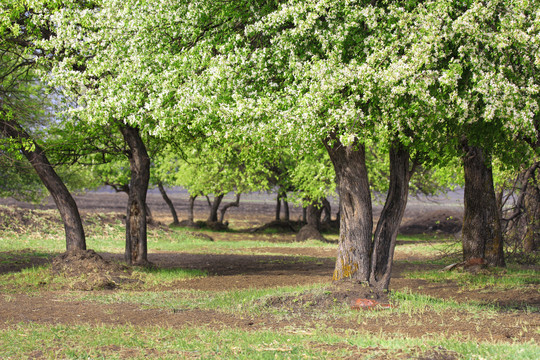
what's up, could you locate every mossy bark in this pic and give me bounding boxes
[324,135,373,282]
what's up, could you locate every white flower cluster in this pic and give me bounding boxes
[32,0,539,165]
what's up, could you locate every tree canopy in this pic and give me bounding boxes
[3,0,537,283]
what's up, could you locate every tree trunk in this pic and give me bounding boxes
[207,194,224,223]
[283,197,290,221]
[1,119,86,251]
[321,197,331,224]
[120,124,151,266]
[461,141,505,266]
[324,135,373,282]
[369,143,412,291]
[523,165,540,252]
[158,181,179,225]
[305,202,322,229]
[188,195,197,222]
[145,203,153,223]
[219,193,241,223]
[296,200,325,242]
[275,193,281,221]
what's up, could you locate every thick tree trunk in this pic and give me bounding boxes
[219,193,241,223]
[120,125,151,266]
[158,181,179,225]
[188,195,197,222]
[1,119,86,251]
[275,193,281,221]
[369,143,412,291]
[324,135,373,282]
[461,141,505,266]
[207,194,224,223]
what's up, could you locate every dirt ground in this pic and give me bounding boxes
[0,192,539,352]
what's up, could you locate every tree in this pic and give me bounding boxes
[419,0,538,266]
[39,0,539,287]
[38,0,253,261]
[0,2,89,251]
[41,0,424,289]
[138,0,426,290]
[189,0,538,285]
[49,119,157,265]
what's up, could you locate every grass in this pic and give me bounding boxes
[132,267,207,286]
[0,323,538,360]
[0,218,335,256]
[404,265,540,290]
[0,264,207,292]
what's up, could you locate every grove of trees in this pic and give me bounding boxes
[1,0,538,290]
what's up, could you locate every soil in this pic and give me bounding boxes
[0,191,539,356]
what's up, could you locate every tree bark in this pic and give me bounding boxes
[188,195,197,222]
[1,119,86,251]
[145,203,153,223]
[305,202,322,229]
[324,135,373,282]
[120,124,151,266]
[275,193,281,221]
[157,181,179,225]
[219,193,241,223]
[523,165,540,252]
[296,200,326,242]
[461,141,505,266]
[321,197,332,224]
[282,197,290,221]
[207,194,224,223]
[369,143,412,291]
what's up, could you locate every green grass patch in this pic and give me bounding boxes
[0,323,538,360]
[0,266,63,292]
[404,266,540,290]
[0,249,52,262]
[0,221,335,256]
[148,230,335,255]
[0,264,207,293]
[131,267,207,287]
[387,289,499,316]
